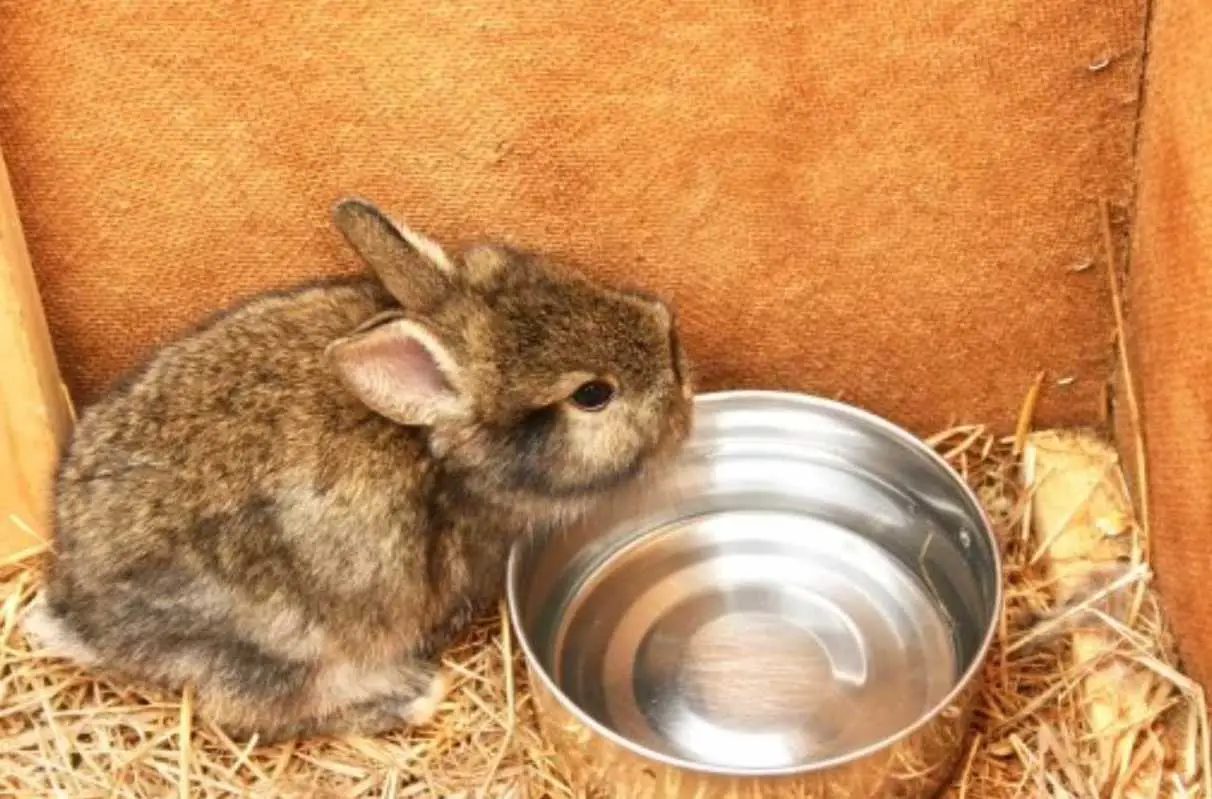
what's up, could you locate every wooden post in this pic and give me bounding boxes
[0,146,71,558]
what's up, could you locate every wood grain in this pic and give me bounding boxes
[0,146,70,557]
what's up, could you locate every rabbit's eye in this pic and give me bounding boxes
[569,380,615,411]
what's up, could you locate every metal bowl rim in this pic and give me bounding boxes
[505,388,1004,777]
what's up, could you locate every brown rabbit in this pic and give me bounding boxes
[23,197,695,743]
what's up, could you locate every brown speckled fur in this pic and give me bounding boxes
[25,197,694,743]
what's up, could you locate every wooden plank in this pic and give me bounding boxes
[1022,429,1176,797]
[0,146,71,557]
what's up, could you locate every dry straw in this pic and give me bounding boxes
[1,425,1206,797]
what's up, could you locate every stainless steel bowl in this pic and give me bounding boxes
[506,390,1001,797]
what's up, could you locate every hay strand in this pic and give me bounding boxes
[1100,198,1150,564]
[179,682,193,799]
[479,601,516,795]
[1013,371,1046,457]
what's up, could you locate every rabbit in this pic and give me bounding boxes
[23,196,695,743]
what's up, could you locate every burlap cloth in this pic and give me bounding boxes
[1126,0,1212,690]
[0,1,1142,436]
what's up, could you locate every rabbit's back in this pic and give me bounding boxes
[47,275,439,667]
[61,275,393,486]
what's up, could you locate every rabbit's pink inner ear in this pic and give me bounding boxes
[327,320,464,427]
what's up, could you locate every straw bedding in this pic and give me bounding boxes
[1,426,1206,798]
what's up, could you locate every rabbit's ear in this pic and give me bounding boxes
[331,197,455,311]
[325,315,468,427]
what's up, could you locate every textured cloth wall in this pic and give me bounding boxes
[0,1,1144,433]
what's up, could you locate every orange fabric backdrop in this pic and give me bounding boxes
[1126,0,1212,689]
[0,1,1144,434]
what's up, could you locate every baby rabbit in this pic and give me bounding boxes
[24,197,694,743]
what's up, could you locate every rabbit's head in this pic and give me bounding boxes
[327,198,694,511]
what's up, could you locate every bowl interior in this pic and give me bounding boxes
[508,391,1000,773]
